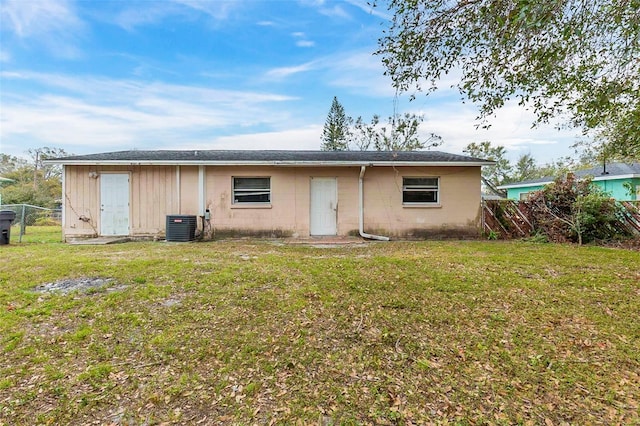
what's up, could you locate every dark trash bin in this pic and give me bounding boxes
[166,215,197,242]
[0,210,16,245]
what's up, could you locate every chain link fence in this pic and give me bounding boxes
[0,204,62,243]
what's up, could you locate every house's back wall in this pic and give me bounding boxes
[62,165,482,240]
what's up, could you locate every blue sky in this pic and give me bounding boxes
[1,0,581,163]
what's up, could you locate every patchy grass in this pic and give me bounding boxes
[0,240,639,425]
[7,225,62,244]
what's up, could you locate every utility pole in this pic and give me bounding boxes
[33,149,39,190]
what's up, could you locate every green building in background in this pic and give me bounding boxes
[498,163,640,201]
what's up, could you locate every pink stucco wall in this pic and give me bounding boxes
[62,164,482,240]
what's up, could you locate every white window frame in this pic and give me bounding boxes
[519,191,532,201]
[402,177,440,205]
[232,177,271,205]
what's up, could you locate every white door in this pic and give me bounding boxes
[310,177,337,236]
[100,174,130,236]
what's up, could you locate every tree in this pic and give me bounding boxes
[0,154,27,175]
[27,147,67,185]
[376,0,640,158]
[527,174,627,245]
[0,147,68,208]
[463,141,512,187]
[536,156,584,180]
[351,113,442,151]
[512,154,540,183]
[321,97,352,151]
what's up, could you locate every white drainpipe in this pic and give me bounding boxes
[176,165,181,213]
[198,166,205,214]
[359,166,390,241]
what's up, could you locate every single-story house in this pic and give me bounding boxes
[48,150,494,241]
[498,162,640,201]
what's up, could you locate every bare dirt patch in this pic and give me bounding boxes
[33,277,123,294]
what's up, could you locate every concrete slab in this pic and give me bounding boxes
[68,237,130,245]
[283,236,367,247]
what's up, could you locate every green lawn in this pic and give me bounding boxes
[1,238,639,425]
[7,225,63,244]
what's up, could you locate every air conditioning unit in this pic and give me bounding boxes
[165,215,197,242]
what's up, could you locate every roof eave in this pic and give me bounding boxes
[498,181,552,189]
[499,173,640,189]
[591,173,640,181]
[48,160,495,167]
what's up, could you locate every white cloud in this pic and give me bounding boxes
[410,99,580,162]
[0,72,302,156]
[296,40,315,48]
[186,126,323,151]
[291,32,315,48]
[325,51,394,97]
[113,0,240,30]
[344,0,390,19]
[265,61,317,79]
[114,4,180,31]
[173,0,237,20]
[0,0,85,58]
[317,4,351,19]
[260,48,390,94]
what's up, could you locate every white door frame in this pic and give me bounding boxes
[100,173,130,236]
[310,177,337,236]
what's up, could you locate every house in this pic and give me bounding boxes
[498,162,640,201]
[47,150,494,241]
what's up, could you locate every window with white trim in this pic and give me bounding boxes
[519,192,532,201]
[233,177,271,204]
[402,177,439,204]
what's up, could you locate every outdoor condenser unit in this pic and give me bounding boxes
[165,215,197,242]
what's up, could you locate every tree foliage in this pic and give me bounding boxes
[321,97,352,151]
[377,0,640,158]
[27,147,66,181]
[0,148,68,208]
[463,141,512,187]
[464,140,602,189]
[0,154,28,175]
[351,113,442,151]
[527,174,627,245]
[511,153,539,183]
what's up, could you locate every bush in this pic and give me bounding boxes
[527,174,629,245]
[34,217,61,226]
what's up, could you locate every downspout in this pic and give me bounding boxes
[359,166,390,241]
[198,166,205,238]
[198,166,205,214]
[176,165,181,213]
[61,165,66,241]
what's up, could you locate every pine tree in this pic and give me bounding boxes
[321,97,351,151]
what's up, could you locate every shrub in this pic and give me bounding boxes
[527,174,629,245]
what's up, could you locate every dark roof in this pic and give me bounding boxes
[499,162,640,188]
[48,150,493,165]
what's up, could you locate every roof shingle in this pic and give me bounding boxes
[50,149,492,165]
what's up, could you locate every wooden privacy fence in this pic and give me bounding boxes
[482,200,640,239]
[617,201,640,235]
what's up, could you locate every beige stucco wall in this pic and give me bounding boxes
[361,166,482,237]
[63,164,482,240]
[204,166,361,237]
